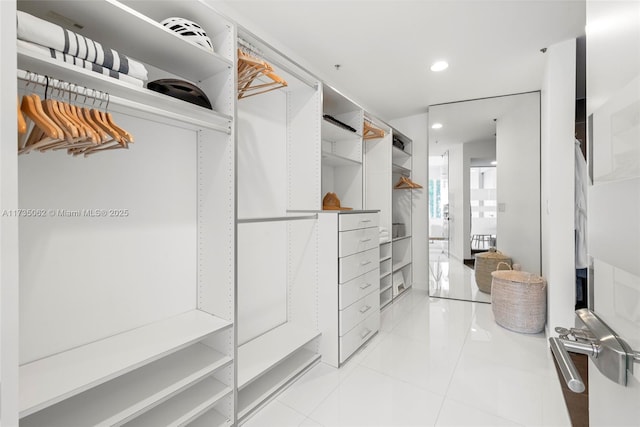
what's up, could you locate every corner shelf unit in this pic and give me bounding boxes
[9,1,236,425]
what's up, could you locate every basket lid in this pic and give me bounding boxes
[476,248,510,260]
[491,270,545,284]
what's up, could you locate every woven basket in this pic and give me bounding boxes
[491,269,547,333]
[474,248,511,293]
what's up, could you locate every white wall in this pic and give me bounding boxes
[390,113,428,291]
[541,39,576,336]
[496,92,541,274]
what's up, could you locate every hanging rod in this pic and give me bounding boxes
[237,36,318,90]
[18,69,108,104]
[237,214,318,224]
[17,69,231,134]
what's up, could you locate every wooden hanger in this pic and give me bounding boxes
[17,96,27,135]
[237,48,287,99]
[363,120,385,140]
[394,176,423,189]
[19,94,64,154]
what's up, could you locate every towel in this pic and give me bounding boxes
[18,40,144,87]
[17,10,148,81]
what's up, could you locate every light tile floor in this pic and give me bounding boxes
[244,264,570,427]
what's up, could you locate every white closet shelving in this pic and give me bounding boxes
[322,85,364,209]
[364,120,415,304]
[391,129,414,299]
[235,29,322,422]
[8,0,236,425]
[363,115,394,308]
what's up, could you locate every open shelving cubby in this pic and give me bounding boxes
[321,85,364,210]
[10,1,237,425]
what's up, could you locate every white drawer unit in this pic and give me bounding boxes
[339,247,379,283]
[339,311,380,363]
[339,213,378,231]
[339,290,380,336]
[319,211,380,367]
[339,226,379,257]
[339,268,379,310]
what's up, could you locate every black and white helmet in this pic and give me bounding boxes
[161,17,214,52]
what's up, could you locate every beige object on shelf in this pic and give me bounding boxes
[474,248,512,293]
[491,269,547,333]
[322,192,352,211]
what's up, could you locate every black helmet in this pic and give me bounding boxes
[147,79,212,109]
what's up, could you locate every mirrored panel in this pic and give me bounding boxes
[428,92,541,303]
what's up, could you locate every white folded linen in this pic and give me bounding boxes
[17,11,148,81]
[18,40,144,87]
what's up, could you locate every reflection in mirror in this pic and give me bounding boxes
[428,92,541,303]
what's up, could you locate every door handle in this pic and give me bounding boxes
[549,337,586,393]
[550,308,640,392]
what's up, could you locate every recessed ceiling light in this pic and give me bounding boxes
[431,123,443,129]
[430,60,448,72]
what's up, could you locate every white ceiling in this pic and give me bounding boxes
[213,0,586,121]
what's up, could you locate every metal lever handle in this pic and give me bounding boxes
[549,337,586,393]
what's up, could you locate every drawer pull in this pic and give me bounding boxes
[360,219,372,223]
[360,261,372,266]
[360,328,372,339]
[359,283,372,290]
[359,305,372,314]
[360,238,372,243]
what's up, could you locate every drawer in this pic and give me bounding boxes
[338,213,379,231]
[339,268,379,310]
[339,247,378,283]
[339,310,379,363]
[339,227,379,257]
[339,290,380,336]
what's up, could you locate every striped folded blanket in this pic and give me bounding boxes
[17,10,148,81]
[18,40,144,87]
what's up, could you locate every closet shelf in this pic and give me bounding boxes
[17,0,232,82]
[392,163,411,175]
[393,260,412,272]
[17,58,232,134]
[322,119,362,142]
[20,310,232,417]
[380,283,393,293]
[189,407,233,427]
[20,343,231,426]
[380,255,392,262]
[124,376,231,426]
[392,144,411,159]
[237,323,320,389]
[321,150,362,167]
[238,347,320,419]
[392,235,412,242]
